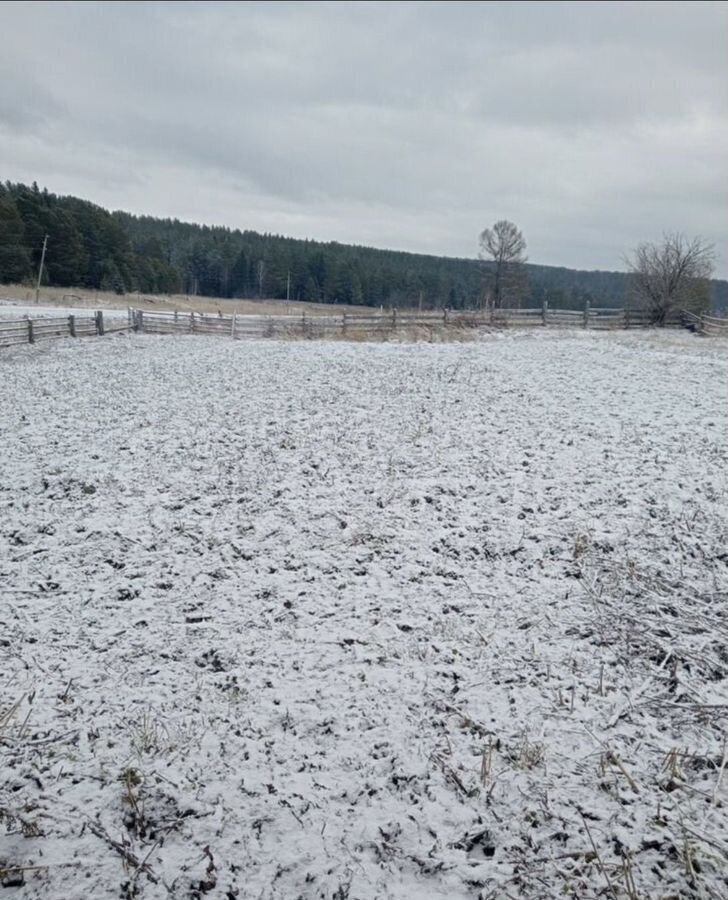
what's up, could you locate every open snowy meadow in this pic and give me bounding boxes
[1,329,727,900]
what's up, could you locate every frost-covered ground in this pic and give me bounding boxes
[1,330,727,900]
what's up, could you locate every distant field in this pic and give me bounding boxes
[1,330,726,899]
[0,283,374,317]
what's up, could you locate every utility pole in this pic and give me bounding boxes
[35,234,48,304]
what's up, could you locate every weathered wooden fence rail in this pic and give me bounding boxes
[0,311,133,349]
[127,304,722,341]
[4,305,722,350]
[701,314,728,337]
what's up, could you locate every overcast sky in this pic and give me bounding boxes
[1,0,726,275]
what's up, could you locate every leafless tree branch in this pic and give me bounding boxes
[625,233,714,324]
[478,220,528,310]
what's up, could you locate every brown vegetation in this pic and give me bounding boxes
[0,283,372,317]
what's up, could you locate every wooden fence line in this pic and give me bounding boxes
[0,310,134,349]
[127,304,724,341]
[699,314,728,337]
[2,304,724,350]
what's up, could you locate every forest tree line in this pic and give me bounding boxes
[1,181,726,311]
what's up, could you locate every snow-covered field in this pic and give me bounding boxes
[1,330,727,900]
[0,301,129,320]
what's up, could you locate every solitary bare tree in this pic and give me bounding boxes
[625,233,715,324]
[478,220,528,309]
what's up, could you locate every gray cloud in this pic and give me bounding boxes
[1,0,726,275]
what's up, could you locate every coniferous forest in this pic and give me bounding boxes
[1,181,726,311]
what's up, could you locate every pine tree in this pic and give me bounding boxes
[46,209,88,286]
[0,194,32,282]
[99,258,125,294]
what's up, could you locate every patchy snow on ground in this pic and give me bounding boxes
[1,330,727,900]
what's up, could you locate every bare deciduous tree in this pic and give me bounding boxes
[625,233,715,324]
[478,220,528,309]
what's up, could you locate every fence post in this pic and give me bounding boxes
[584,299,590,329]
[137,310,144,332]
[27,318,34,344]
[541,299,548,326]
[95,310,105,336]
[69,314,76,337]
[443,308,449,326]
[342,312,348,336]
[231,313,237,339]
[190,312,195,333]
[392,308,398,329]
[174,310,179,324]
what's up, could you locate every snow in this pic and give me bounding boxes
[0,301,129,320]
[1,329,727,899]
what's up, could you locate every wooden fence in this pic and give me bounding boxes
[0,311,133,349]
[128,303,715,341]
[3,305,723,350]
[699,314,728,337]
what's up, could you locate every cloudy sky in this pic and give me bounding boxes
[1,0,726,275]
